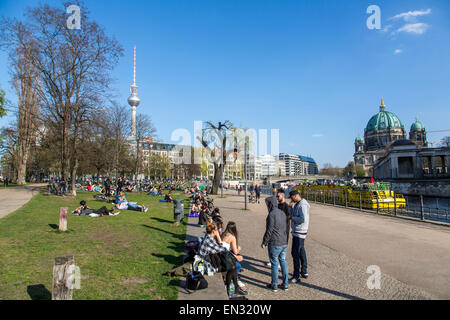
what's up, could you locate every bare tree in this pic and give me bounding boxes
[0,19,41,184]
[3,3,124,194]
[134,113,157,179]
[197,121,250,195]
[107,102,130,177]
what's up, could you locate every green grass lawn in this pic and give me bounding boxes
[0,189,189,300]
[1,182,36,188]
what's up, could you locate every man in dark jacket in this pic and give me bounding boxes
[261,196,289,292]
[104,177,111,196]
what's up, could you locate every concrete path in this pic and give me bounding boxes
[212,190,450,300]
[0,184,45,219]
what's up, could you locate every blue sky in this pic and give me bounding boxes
[1,0,449,167]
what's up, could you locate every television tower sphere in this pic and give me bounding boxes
[128,85,140,107]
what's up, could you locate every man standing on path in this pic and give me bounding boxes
[255,184,261,203]
[266,188,291,268]
[289,190,310,283]
[261,196,289,292]
[277,188,291,243]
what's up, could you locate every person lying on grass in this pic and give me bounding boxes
[114,191,148,212]
[73,200,120,216]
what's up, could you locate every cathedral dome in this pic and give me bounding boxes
[365,99,404,133]
[410,119,424,131]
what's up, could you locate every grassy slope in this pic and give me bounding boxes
[0,190,188,300]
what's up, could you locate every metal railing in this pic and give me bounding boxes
[302,189,449,224]
[260,186,449,225]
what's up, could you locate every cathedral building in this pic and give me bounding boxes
[354,99,428,175]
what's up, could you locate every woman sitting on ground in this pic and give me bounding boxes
[198,202,209,226]
[198,222,247,297]
[221,221,245,288]
[164,191,173,203]
[191,201,201,215]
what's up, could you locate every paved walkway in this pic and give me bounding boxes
[0,184,45,219]
[212,190,450,300]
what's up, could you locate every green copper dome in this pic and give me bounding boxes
[410,119,424,131]
[355,136,364,143]
[365,100,404,133]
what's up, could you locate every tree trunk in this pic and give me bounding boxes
[211,163,222,195]
[52,255,74,300]
[15,151,28,185]
[70,161,78,196]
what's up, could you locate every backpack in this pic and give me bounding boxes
[219,251,236,272]
[186,271,208,290]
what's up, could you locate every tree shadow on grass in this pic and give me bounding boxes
[142,224,197,242]
[142,224,184,240]
[27,284,51,300]
[150,217,173,224]
[152,253,183,266]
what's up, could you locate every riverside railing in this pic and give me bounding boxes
[260,186,449,224]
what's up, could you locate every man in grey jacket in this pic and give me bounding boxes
[289,190,310,283]
[261,196,289,292]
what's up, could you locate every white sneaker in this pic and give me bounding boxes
[237,280,246,287]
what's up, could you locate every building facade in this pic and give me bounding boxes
[279,153,319,176]
[374,140,449,180]
[354,99,428,175]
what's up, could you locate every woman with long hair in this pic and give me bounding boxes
[198,222,248,297]
[221,221,245,288]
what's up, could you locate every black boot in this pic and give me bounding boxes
[236,285,248,296]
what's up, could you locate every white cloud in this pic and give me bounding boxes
[396,23,429,35]
[394,49,403,55]
[391,9,431,22]
[381,24,392,33]
[312,134,324,137]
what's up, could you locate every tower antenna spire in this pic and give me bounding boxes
[133,44,136,85]
[128,45,140,138]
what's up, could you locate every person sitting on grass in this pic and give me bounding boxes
[114,191,148,212]
[164,191,173,203]
[74,200,120,216]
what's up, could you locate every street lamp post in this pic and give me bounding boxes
[221,161,224,198]
[244,137,248,210]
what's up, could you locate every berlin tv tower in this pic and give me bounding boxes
[128,45,140,137]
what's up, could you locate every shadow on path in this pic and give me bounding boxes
[241,254,363,300]
[297,281,364,300]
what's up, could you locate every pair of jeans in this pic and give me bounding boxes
[127,202,139,210]
[236,260,242,275]
[268,244,288,287]
[291,237,307,278]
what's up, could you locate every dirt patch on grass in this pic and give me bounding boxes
[90,230,132,249]
[122,277,150,285]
